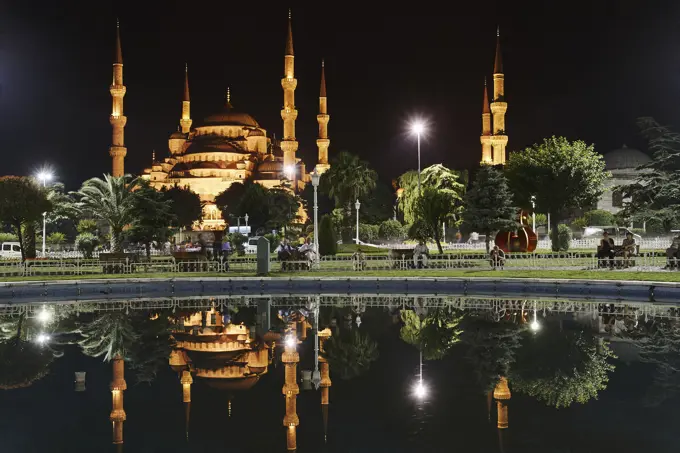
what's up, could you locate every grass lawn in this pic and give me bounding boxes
[2,269,680,283]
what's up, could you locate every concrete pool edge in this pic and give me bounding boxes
[0,276,678,305]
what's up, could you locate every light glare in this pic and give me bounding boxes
[411,121,425,135]
[530,319,541,332]
[37,307,53,325]
[36,333,50,344]
[413,381,427,399]
[285,334,296,349]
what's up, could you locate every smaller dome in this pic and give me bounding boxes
[603,145,651,170]
[170,131,187,139]
[247,128,265,137]
[257,160,283,172]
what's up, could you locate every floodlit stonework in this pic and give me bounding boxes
[480,28,508,165]
[105,13,330,230]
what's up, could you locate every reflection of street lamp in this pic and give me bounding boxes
[36,170,53,257]
[36,333,50,345]
[530,306,541,332]
[311,170,320,258]
[37,306,53,325]
[355,199,361,244]
[409,121,426,195]
[285,334,296,349]
[413,350,427,400]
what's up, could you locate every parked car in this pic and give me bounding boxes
[0,242,22,259]
[245,236,262,254]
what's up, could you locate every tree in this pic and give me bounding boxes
[400,309,463,360]
[161,185,203,230]
[318,215,338,256]
[320,152,377,241]
[463,166,518,252]
[506,137,608,251]
[127,312,174,384]
[75,233,99,259]
[128,181,176,259]
[510,329,616,408]
[378,219,404,242]
[0,176,51,260]
[324,329,379,380]
[619,118,680,231]
[74,175,139,253]
[266,186,301,231]
[398,164,466,224]
[360,181,395,224]
[635,322,680,406]
[584,209,615,227]
[414,187,457,253]
[75,312,139,362]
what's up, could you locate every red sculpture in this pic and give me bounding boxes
[494,210,538,253]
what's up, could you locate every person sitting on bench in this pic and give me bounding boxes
[666,234,680,268]
[413,241,429,268]
[621,232,637,267]
[597,232,615,267]
[489,245,505,269]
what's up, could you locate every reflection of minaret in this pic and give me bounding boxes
[282,327,300,451]
[180,370,193,441]
[486,390,493,422]
[493,376,511,453]
[319,328,332,443]
[110,355,127,448]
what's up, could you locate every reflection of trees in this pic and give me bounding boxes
[0,315,55,389]
[511,329,616,408]
[400,309,463,360]
[636,322,680,406]
[324,329,378,380]
[74,311,174,384]
[461,318,523,393]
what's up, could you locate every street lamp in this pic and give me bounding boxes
[36,170,53,257]
[244,213,249,232]
[355,199,361,244]
[410,121,426,195]
[311,170,320,258]
[530,195,536,232]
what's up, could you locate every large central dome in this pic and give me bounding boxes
[203,101,260,128]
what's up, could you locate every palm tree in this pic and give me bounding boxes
[74,175,139,252]
[321,152,377,241]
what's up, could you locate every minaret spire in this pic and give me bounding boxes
[281,11,299,188]
[180,63,192,133]
[316,59,331,174]
[494,26,503,74]
[109,20,127,177]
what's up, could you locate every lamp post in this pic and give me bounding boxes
[530,195,536,232]
[355,199,361,244]
[311,170,320,258]
[36,171,53,257]
[410,122,426,195]
[245,213,249,233]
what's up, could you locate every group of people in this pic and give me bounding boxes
[597,231,638,267]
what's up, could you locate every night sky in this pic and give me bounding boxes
[3,1,680,189]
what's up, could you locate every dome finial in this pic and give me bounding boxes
[497,25,500,37]
[226,86,233,108]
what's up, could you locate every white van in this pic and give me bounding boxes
[245,236,262,254]
[0,242,22,259]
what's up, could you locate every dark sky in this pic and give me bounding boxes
[3,1,680,189]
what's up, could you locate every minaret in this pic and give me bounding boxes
[180,63,192,134]
[480,78,493,164]
[282,327,300,451]
[490,26,508,165]
[281,10,299,185]
[316,59,331,174]
[493,376,511,429]
[109,20,128,177]
[110,355,127,447]
[180,370,193,441]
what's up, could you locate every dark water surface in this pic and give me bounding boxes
[0,296,678,453]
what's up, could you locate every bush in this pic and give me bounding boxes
[571,217,587,230]
[46,232,66,245]
[534,213,547,226]
[227,232,247,256]
[584,209,615,227]
[359,224,379,243]
[319,215,338,256]
[630,228,646,237]
[553,224,572,251]
[407,219,432,242]
[77,219,98,235]
[378,220,404,242]
[76,233,99,259]
[264,233,282,253]
[0,232,18,242]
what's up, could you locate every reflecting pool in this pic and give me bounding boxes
[1,296,679,452]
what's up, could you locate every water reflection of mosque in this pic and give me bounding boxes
[108,301,332,452]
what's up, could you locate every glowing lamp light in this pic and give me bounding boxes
[36,333,51,345]
[410,121,426,136]
[530,319,541,332]
[284,165,295,179]
[285,334,296,349]
[37,307,53,325]
[413,381,427,400]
